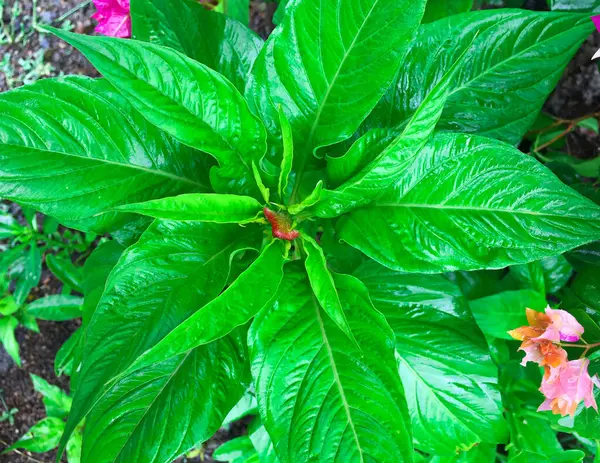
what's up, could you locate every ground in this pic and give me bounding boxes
[0,0,599,462]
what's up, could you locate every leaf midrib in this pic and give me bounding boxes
[374,202,598,220]
[1,143,207,189]
[313,297,365,463]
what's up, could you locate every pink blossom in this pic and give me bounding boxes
[92,0,131,38]
[593,16,600,33]
[538,359,600,417]
[534,307,584,343]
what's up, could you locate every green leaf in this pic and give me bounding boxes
[55,328,81,377]
[117,240,285,378]
[214,436,257,462]
[223,392,258,426]
[326,129,396,188]
[422,0,472,23]
[0,210,24,239]
[47,28,267,199]
[66,429,82,463]
[248,424,280,463]
[249,264,413,463]
[0,77,210,233]
[302,235,357,348]
[0,296,19,316]
[372,10,593,144]
[131,0,262,92]
[314,41,472,218]
[339,133,600,273]
[46,254,83,294]
[14,244,41,305]
[219,0,250,25]
[470,290,547,340]
[510,450,586,463]
[356,261,507,454]
[548,0,600,12]
[26,295,83,321]
[277,107,293,202]
[81,328,249,463]
[287,181,322,215]
[245,0,427,189]
[115,193,264,223]
[59,220,262,458]
[0,316,20,366]
[4,417,64,454]
[30,374,72,419]
[252,162,271,204]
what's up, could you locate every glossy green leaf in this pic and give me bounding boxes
[30,374,72,419]
[48,27,267,198]
[422,0,472,23]
[45,254,83,294]
[214,436,257,462]
[314,42,472,218]
[430,444,496,463]
[14,244,41,305]
[252,162,271,204]
[118,240,285,377]
[27,295,83,321]
[249,265,413,463]
[67,430,83,463]
[302,235,357,348]
[356,261,507,454]
[339,133,600,273]
[277,108,293,201]
[116,193,264,223]
[510,450,585,463]
[0,77,210,233]
[245,0,427,185]
[326,129,396,188]
[248,423,280,463]
[223,392,258,426]
[4,417,64,454]
[287,181,322,215]
[0,316,20,366]
[373,10,593,144]
[131,0,262,92]
[470,290,547,340]
[55,328,81,377]
[59,220,262,458]
[81,329,249,463]
[549,0,600,12]
[218,0,250,25]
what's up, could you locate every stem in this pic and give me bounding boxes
[53,0,92,24]
[559,341,600,349]
[532,111,600,152]
[0,441,45,463]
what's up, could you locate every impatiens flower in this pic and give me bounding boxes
[593,16,600,60]
[92,0,131,38]
[538,359,600,417]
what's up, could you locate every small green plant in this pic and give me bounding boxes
[0,204,96,366]
[0,389,18,426]
[3,374,82,462]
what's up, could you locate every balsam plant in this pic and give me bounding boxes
[1,0,600,461]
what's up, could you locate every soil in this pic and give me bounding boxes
[0,0,599,462]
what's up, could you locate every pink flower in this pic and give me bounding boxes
[535,307,584,343]
[593,16,600,33]
[92,0,131,38]
[538,359,600,417]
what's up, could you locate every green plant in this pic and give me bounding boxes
[0,389,18,426]
[0,204,95,366]
[1,0,600,462]
[3,374,82,462]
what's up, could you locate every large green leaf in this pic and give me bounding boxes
[339,133,600,273]
[549,0,600,12]
[116,193,264,223]
[59,220,262,457]
[314,42,471,218]
[0,77,210,233]
[115,240,285,377]
[356,261,507,454]
[81,329,249,463]
[245,0,427,194]
[369,10,593,144]
[48,28,267,198]
[249,264,413,463]
[131,0,262,92]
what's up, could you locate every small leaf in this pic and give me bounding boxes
[277,107,293,202]
[55,328,82,377]
[27,295,83,321]
[46,255,84,293]
[252,162,271,204]
[0,316,20,366]
[115,194,264,223]
[14,245,41,305]
[302,235,357,348]
[287,181,322,215]
[4,417,64,454]
[30,374,72,419]
[213,436,257,462]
